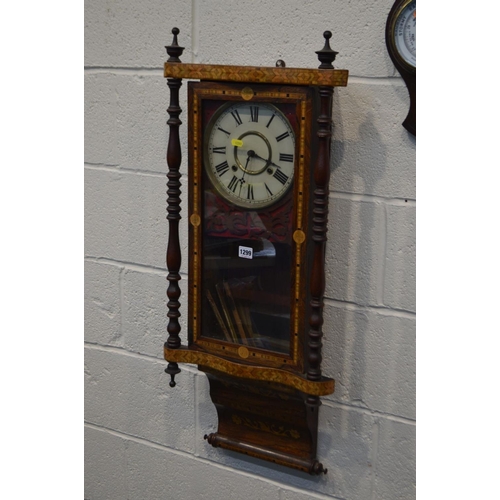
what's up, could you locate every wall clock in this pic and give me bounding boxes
[386,0,416,135]
[163,27,348,475]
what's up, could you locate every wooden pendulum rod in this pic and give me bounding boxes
[164,28,185,387]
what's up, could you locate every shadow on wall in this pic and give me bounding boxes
[329,104,388,414]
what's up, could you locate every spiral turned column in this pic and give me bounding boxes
[164,28,184,387]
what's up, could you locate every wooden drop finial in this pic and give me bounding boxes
[316,30,338,69]
[165,27,185,63]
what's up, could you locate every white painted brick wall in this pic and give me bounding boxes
[85,0,415,498]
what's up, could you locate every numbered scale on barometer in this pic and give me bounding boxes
[386,0,416,135]
[394,0,416,68]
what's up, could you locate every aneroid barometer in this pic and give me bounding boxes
[163,27,348,475]
[386,0,416,135]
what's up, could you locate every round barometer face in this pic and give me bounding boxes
[392,0,416,68]
[204,102,295,209]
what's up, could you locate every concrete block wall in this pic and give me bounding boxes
[85,0,416,498]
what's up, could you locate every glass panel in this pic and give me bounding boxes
[199,99,297,356]
[201,219,292,354]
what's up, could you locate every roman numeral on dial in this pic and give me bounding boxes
[250,106,259,123]
[218,127,230,136]
[279,153,293,162]
[227,175,239,192]
[276,131,290,142]
[231,109,242,126]
[215,161,229,176]
[212,146,226,154]
[247,184,254,200]
[273,169,289,185]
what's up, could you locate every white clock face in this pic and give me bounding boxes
[205,102,295,209]
[395,0,416,68]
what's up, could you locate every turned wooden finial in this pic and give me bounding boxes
[165,27,185,63]
[316,30,338,69]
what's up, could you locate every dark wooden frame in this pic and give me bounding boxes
[164,28,348,474]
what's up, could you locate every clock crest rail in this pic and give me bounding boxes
[164,62,348,88]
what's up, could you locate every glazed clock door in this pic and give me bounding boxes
[187,82,315,370]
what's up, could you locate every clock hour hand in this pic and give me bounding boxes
[247,150,280,169]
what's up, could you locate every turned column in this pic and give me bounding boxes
[164,28,184,387]
[305,34,338,460]
[305,31,337,474]
[307,31,338,384]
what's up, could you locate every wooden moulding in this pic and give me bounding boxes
[164,63,348,87]
[201,369,327,474]
[204,433,324,475]
[186,81,315,374]
[164,347,334,396]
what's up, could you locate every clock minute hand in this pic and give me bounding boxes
[247,150,280,169]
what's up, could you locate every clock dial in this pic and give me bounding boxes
[205,102,295,209]
[394,0,416,68]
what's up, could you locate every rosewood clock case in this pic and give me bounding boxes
[163,28,348,475]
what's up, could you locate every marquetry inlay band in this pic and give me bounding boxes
[164,63,349,87]
[164,347,335,396]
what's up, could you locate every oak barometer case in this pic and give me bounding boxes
[163,28,348,475]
